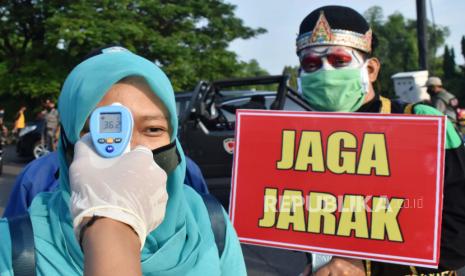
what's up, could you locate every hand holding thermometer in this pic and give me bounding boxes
[89,103,133,158]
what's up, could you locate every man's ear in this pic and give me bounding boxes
[366,57,380,83]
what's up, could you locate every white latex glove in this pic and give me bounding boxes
[69,134,168,249]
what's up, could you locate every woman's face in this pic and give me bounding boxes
[95,77,171,150]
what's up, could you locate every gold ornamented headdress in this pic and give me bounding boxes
[296,11,372,53]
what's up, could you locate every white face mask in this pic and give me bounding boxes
[360,61,370,94]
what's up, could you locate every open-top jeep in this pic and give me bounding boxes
[177,75,312,208]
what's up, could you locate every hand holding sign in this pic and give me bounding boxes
[312,258,365,276]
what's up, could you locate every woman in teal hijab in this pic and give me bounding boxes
[0,47,246,275]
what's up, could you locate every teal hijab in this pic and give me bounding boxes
[28,49,222,274]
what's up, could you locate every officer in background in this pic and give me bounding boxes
[295,5,465,276]
[426,76,459,124]
[44,99,60,151]
[0,107,7,143]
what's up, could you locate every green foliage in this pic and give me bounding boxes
[461,36,465,76]
[0,0,267,108]
[237,59,269,77]
[224,59,276,91]
[425,21,449,75]
[282,65,299,90]
[442,43,465,107]
[443,45,457,78]
[363,6,449,99]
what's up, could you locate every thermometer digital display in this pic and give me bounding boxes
[99,113,122,133]
[90,103,133,158]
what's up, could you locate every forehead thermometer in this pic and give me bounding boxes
[89,103,133,158]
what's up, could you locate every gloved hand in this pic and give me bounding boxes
[69,134,168,249]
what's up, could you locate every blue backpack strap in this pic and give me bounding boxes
[200,193,226,257]
[185,156,210,194]
[8,214,36,276]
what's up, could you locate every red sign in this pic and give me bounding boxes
[229,110,446,268]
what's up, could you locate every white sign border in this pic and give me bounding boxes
[229,110,445,267]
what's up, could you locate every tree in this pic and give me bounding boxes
[461,36,465,61]
[237,59,269,77]
[443,42,465,107]
[361,6,448,98]
[364,6,384,32]
[460,36,465,74]
[282,65,299,91]
[0,0,266,102]
[460,36,465,106]
[443,45,457,79]
[443,45,451,75]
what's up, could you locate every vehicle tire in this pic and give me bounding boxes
[33,141,49,159]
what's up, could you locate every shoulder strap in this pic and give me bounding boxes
[404,103,414,114]
[200,193,226,257]
[379,96,392,114]
[8,214,36,276]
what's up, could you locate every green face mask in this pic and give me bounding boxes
[300,68,368,112]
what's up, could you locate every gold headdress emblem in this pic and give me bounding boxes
[296,11,372,53]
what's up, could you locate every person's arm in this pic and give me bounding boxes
[301,258,365,276]
[81,218,141,276]
[70,134,169,273]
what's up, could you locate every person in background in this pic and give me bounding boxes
[426,76,459,125]
[295,5,465,276]
[0,107,7,143]
[12,106,26,135]
[0,107,4,126]
[44,100,60,151]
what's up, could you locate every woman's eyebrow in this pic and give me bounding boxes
[140,114,168,121]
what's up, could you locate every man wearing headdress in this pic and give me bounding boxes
[295,6,465,276]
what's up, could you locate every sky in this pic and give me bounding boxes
[227,0,465,75]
